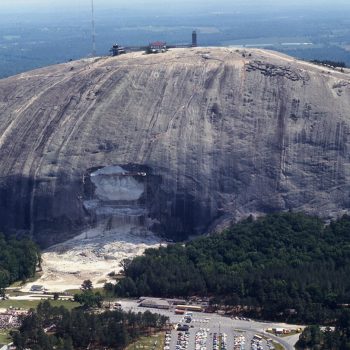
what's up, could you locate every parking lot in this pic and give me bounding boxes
[117,300,299,350]
[164,313,274,350]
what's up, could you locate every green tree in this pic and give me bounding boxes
[62,336,74,350]
[81,279,93,291]
[12,301,169,350]
[296,325,323,349]
[74,290,103,308]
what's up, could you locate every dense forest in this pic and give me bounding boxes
[0,233,41,292]
[110,213,350,323]
[296,310,350,350]
[12,301,169,350]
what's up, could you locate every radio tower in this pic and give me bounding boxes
[91,0,96,56]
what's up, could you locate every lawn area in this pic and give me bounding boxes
[0,329,11,345]
[65,287,105,295]
[266,330,301,338]
[126,333,165,350]
[64,288,82,295]
[0,299,79,310]
[5,290,33,297]
[64,287,115,300]
[272,341,285,350]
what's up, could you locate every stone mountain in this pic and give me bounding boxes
[0,47,350,246]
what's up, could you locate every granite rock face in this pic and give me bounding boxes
[0,48,350,246]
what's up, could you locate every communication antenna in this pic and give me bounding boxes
[91,0,96,56]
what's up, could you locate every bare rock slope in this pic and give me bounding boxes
[1,47,350,245]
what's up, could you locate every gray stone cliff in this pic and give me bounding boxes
[0,47,350,245]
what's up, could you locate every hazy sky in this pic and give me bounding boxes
[0,0,349,24]
[1,0,350,12]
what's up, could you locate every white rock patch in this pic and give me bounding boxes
[90,166,144,201]
[22,225,163,293]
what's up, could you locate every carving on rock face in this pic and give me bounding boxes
[91,166,144,202]
[84,166,147,231]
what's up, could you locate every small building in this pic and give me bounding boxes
[140,298,170,309]
[175,304,203,312]
[110,44,126,56]
[148,41,167,53]
[168,298,187,305]
[30,285,44,292]
[274,328,284,334]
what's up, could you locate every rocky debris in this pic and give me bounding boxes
[332,80,350,96]
[246,60,310,83]
[21,225,162,292]
[332,80,350,89]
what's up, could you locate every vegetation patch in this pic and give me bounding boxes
[233,329,245,333]
[0,329,11,345]
[272,341,284,350]
[109,213,350,324]
[296,312,350,350]
[266,330,300,338]
[0,234,41,295]
[11,301,169,350]
[0,299,79,310]
[9,272,43,288]
[125,333,165,350]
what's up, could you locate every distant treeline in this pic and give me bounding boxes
[311,59,346,68]
[296,310,350,350]
[109,213,350,324]
[12,301,169,350]
[0,233,40,290]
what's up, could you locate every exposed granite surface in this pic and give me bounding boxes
[0,48,349,245]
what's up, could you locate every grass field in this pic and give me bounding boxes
[0,299,79,310]
[266,330,300,338]
[5,290,33,297]
[254,334,285,350]
[126,333,165,350]
[0,329,11,345]
[272,341,285,350]
[64,287,116,301]
[65,287,105,295]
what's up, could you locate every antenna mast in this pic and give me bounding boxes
[91,0,96,56]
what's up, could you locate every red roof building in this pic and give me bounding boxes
[149,41,167,50]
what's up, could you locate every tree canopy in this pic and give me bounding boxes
[12,301,169,350]
[297,310,350,350]
[0,233,40,289]
[111,212,350,323]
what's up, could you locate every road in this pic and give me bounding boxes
[118,300,302,350]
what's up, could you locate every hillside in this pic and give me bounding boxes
[0,48,350,245]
